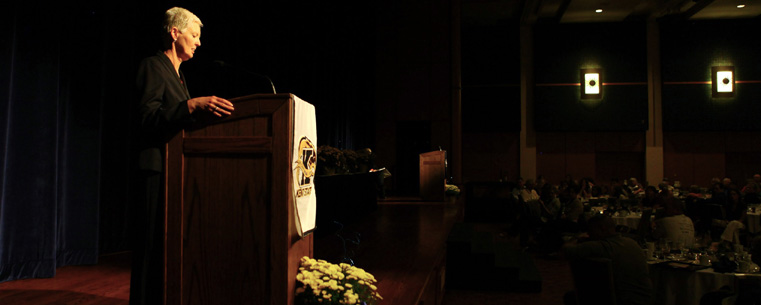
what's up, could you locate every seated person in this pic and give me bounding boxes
[612,184,630,200]
[741,179,761,204]
[709,182,728,206]
[627,177,644,196]
[718,189,747,244]
[520,179,540,203]
[639,186,658,211]
[653,196,695,248]
[539,184,562,222]
[511,177,525,200]
[563,215,653,305]
[659,178,675,194]
[560,183,584,226]
[685,185,704,199]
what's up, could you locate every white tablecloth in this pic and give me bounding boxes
[747,210,760,234]
[649,264,739,305]
[612,213,643,229]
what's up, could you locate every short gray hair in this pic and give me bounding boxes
[163,7,203,34]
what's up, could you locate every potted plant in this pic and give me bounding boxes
[295,256,382,305]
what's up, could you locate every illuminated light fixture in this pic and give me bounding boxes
[737,4,746,8]
[580,68,603,99]
[712,66,735,98]
[595,8,603,13]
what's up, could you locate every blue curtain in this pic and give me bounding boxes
[0,7,106,283]
[0,0,378,283]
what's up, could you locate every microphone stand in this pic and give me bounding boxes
[213,60,277,94]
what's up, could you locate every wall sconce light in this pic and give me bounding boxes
[580,68,603,99]
[712,66,734,98]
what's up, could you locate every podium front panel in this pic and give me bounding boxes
[164,94,312,305]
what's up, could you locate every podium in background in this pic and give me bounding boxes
[419,150,446,201]
[163,94,313,305]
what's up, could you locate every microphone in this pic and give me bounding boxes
[212,60,277,94]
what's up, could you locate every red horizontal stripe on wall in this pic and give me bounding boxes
[602,82,647,86]
[663,81,761,85]
[535,82,647,87]
[536,81,761,86]
[535,83,580,87]
[663,81,711,85]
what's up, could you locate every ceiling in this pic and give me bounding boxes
[463,0,761,26]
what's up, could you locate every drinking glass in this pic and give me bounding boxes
[660,239,672,259]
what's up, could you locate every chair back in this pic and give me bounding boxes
[637,209,653,240]
[707,204,727,221]
[569,257,617,305]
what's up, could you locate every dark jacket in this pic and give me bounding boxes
[136,51,196,172]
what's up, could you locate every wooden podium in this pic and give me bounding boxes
[163,93,313,305]
[419,150,446,201]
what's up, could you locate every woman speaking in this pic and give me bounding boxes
[132,7,234,305]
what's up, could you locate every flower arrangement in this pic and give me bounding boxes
[295,256,382,305]
[445,184,461,197]
[317,146,346,175]
[317,146,375,176]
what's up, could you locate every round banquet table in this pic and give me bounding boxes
[612,212,643,229]
[747,208,760,234]
[649,261,760,305]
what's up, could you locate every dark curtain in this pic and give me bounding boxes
[0,0,378,283]
[0,6,123,283]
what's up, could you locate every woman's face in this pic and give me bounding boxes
[175,22,201,61]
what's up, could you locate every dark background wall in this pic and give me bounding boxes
[661,19,761,131]
[372,1,457,196]
[533,22,649,132]
[2,1,456,259]
[460,24,522,183]
[660,18,761,187]
[6,1,761,261]
[531,22,649,185]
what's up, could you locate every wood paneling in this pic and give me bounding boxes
[535,132,645,185]
[314,202,461,305]
[461,132,519,182]
[662,131,761,187]
[164,94,312,305]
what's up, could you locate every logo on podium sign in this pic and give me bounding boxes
[294,136,316,198]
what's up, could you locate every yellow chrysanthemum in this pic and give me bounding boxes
[296,257,382,305]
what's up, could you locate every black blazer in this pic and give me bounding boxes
[136,51,196,172]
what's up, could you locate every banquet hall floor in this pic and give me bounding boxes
[0,197,575,305]
[0,249,574,305]
[442,236,574,305]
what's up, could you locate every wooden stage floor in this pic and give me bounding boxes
[0,197,573,305]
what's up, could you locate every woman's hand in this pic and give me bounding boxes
[188,96,234,117]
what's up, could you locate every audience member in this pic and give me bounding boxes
[511,177,525,200]
[741,179,761,204]
[658,178,674,195]
[610,177,630,198]
[710,182,728,206]
[717,189,747,244]
[725,189,747,223]
[535,175,547,194]
[639,186,658,210]
[653,196,695,248]
[563,215,653,305]
[628,177,643,196]
[612,184,629,200]
[553,182,585,236]
[686,185,704,198]
[722,177,733,189]
[539,184,562,222]
[579,177,594,199]
[521,179,540,203]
